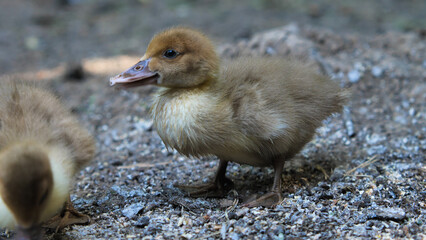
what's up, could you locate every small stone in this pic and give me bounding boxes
[266,47,277,55]
[220,223,228,239]
[366,133,386,145]
[318,182,330,190]
[235,208,249,219]
[122,203,145,219]
[318,191,334,200]
[180,233,193,239]
[366,145,387,156]
[64,62,85,81]
[368,207,406,221]
[134,216,150,228]
[25,36,40,50]
[352,224,368,237]
[348,69,361,83]
[274,205,285,211]
[229,232,240,240]
[371,66,384,78]
[227,212,238,220]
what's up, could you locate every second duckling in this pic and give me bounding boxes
[0,81,95,239]
[110,27,349,207]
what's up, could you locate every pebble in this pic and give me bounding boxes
[230,232,241,240]
[352,224,368,237]
[122,203,145,219]
[220,223,228,239]
[371,66,384,77]
[368,207,406,221]
[134,216,150,228]
[348,69,361,83]
[227,212,238,220]
[25,36,40,50]
[366,133,386,145]
[235,208,250,219]
[366,145,387,155]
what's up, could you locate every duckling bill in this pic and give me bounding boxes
[110,27,349,207]
[0,81,95,238]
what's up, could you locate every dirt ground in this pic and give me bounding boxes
[0,0,425,239]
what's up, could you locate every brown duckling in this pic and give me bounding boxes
[110,27,349,207]
[0,81,95,239]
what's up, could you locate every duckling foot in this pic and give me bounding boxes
[43,197,90,232]
[176,176,233,198]
[243,156,285,207]
[243,191,283,207]
[177,159,232,198]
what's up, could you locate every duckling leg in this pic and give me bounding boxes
[243,157,284,207]
[177,159,233,197]
[43,196,90,232]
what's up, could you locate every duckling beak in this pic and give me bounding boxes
[15,225,42,240]
[109,59,159,87]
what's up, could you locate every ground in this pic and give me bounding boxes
[0,0,425,239]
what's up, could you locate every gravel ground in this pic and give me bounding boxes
[2,23,424,239]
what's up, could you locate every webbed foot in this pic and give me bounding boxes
[176,176,233,198]
[243,191,283,207]
[43,197,90,232]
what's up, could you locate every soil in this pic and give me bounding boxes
[0,0,425,239]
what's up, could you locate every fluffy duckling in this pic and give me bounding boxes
[110,27,349,207]
[0,81,95,239]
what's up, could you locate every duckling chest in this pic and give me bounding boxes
[151,92,220,155]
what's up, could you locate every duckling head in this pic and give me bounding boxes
[0,142,53,239]
[110,27,219,88]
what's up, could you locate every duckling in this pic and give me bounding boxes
[0,81,95,239]
[110,27,349,207]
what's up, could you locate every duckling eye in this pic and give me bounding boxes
[163,49,178,59]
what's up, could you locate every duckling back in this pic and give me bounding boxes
[0,81,95,169]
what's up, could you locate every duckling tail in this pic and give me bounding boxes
[337,88,352,108]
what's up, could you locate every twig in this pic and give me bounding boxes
[344,155,379,177]
[349,175,374,179]
[199,231,221,240]
[224,198,239,221]
[315,165,330,180]
[166,197,197,215]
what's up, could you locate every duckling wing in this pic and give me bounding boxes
[228,86,290,140]
[219,57,348,143]
[219,58,297,141]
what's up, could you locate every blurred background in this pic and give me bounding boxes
[0,0,425,75]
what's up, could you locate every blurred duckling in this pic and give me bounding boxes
[0,81,95,239]
[110,27,349,207]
